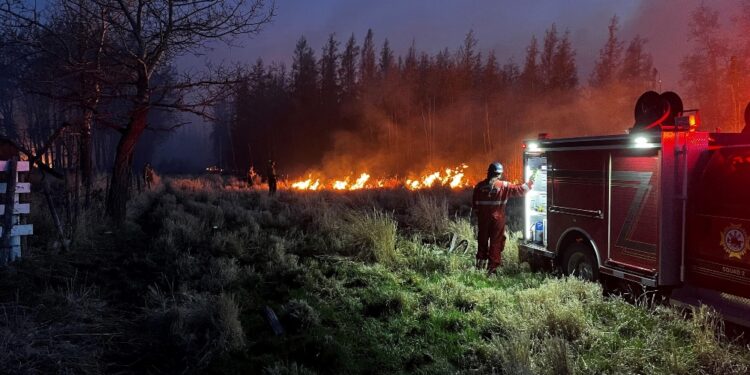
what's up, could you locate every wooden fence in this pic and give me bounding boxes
[0,158,33,265]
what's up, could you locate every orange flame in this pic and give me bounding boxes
[291,176,321,191]
[289,164,471,191]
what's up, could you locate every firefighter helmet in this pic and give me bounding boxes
[487,162,503,178]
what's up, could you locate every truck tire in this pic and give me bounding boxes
[562,243,599,281]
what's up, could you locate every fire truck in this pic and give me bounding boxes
[519,91,750,325]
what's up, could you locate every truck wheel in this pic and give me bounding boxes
[562,243,599,281]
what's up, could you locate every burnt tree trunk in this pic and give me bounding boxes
[81,108,94,207]
[105,99,149,222]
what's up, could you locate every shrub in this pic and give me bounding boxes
[70,204,105,250]
[498,333,534,375]
[216,293,246,351]
[154,207,206,253]
[281,299,321,332]
[516,277,598,341]
[408,194,450,239]
[144,291,246,371]
[183,199,225,228]
[219,200,259,230]
[210,230,247,258]
[362,289,407,318]
[174,251,202,280]
[20,174,750,374]
[396,236,452,274]
[263,361,318,375]
[202,257,241,291]
[0,304,106,374]
[446,216,476,253]
[538,336,573,375]
[341,209,398,265]
[255,237,305,292]
[169,176,221,193]
[499,232,531,275]
[688,305,750,374]
[0,273,109,374]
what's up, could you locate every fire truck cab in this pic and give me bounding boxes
[519,92,750,325]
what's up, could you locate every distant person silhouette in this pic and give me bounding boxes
[143,162,155,190]
[247,166,257,187]
[266,160,277,195]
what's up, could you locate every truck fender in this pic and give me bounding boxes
[555,227,602,267]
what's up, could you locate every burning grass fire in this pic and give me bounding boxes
[290,164,471,191]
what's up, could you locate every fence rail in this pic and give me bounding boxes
[0,158,33,265]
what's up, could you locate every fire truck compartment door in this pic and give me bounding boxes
[688,145,750,298]
[608,150,659,273]
[550,152,606,216]
[548,151,608,257]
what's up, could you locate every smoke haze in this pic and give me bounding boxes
[169,0,749,181]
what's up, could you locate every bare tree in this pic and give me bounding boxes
[2,0,111,210]
[3,0,275,222]
[96,0,274,221]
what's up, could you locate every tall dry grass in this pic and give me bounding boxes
[7,175,750,374]
[342,209,398,265]
[408,194,451,239]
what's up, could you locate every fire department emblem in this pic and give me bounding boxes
[721,224,750,260]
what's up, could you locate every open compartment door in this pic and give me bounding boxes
[524,153,548,246]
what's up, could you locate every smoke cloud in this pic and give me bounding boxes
[204,1,750,183]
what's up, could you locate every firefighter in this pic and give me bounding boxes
[266,160,277,195]
[143,162,155,190]
[247,166,257,187]
[473,162,534,275]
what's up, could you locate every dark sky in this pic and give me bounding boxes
[172,0,739,167]
[183,0,739,88]
[231,0,641,70]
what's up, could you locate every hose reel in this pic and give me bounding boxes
[631,91,684,131]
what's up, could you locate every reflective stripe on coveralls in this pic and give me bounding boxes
[474,200,508,206]
[474,183,529,206]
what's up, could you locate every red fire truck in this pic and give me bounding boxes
[519,91,750,325]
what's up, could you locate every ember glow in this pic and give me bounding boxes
[290,164,471,191]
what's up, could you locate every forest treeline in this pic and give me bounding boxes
[215,20,653,178]
[218,5,750,179]
[1,2,749,217]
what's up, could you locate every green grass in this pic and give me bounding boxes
[1,175,749,374]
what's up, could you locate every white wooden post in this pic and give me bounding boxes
[0,159,32,264]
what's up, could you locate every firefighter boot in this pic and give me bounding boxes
[475,259,487,271]
[487,260,502,276]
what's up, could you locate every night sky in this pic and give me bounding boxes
[229,0,640,79]
[170,0,738,167]
[181,0,741,87]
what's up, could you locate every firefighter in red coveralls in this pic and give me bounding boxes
[473,162,534,275]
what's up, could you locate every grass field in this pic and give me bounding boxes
[1,176,749,374]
